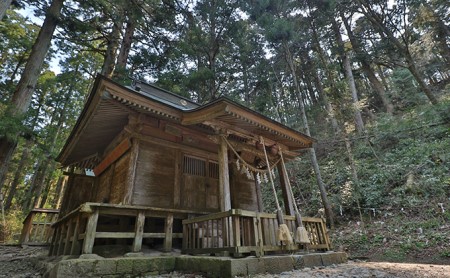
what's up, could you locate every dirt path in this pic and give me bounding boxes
[0,245,46,278]
[244,261,450,278]
[1,245,449,277]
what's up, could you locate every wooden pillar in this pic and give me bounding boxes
[70,215,81,255]
[218,136,231,211]
[277,163,295,216]
[173,151,181,208]
[254,177,264,212]
[163,213,174,252]
[82,209,99,254]
[124,138,139,205]
[132,211,145,252]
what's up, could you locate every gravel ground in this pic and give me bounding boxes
[1,245,449,278]
[0,245,46,278]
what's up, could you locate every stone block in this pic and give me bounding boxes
[147,257,176,273]
[116,258,134,274]
[94,259,117,275]
[230,257,265,277]
[176,256,230,278]
[262,256,294,274]
[321,252,348,266]
[293,254,323,269]
[54,259,96,278]
[133,258,153,274]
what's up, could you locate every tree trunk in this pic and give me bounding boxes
[344,137,364,225]
[422,3,450,65]
[356,0,438,105]
[0,139,16,189]
[101,19,124,77]
[22,160,41,210]
[283,42,335,228]
[38,163,56,208]
[0,0,64,187]
[331,18,365,135]
[114,15,136,80]
[4,140,32,211]
[341,13,394,114]
[407,55,439,105]
[55,176,67,209]
[31,84,70,208]
[51,175,65,208]
[0,0,13,20]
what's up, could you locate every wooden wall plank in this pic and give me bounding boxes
[132,142,175,208]
[110,152,130,203]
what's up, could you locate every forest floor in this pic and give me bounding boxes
[1,245,450,278]
[330,214,450,266]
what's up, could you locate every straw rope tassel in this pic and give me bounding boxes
[279,147,310,245]
[260,137,293,245]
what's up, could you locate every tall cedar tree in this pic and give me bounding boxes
[0,0,64,189]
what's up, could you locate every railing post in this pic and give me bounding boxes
[82,209,99,254]
[163,213,174,252]
[70,215,81,255]
[254,213,264,257]
[132,211,145,252]
[49,227,58,256]
[19,211,34,244]
[62,220,74,255]
[232,215,241,248]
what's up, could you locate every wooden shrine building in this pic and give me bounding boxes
[49,75,330,257]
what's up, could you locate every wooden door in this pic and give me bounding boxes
[181,155,219,211]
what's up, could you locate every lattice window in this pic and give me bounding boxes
[183,155,219,179]
[183,155,206,176]
[208,162,219,179]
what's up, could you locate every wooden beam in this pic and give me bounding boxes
[218,136,231,211]
[133,132,218,161]
[225,104,314,146]
[208,135,297,160]
[93,139,131,176]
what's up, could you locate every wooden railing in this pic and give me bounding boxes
[20,208,59,245]
[49,202,208,256]
[182,209,330,257]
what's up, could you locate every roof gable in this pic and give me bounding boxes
[58,75,314,168]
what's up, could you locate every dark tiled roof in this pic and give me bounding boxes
[127,81,199,111]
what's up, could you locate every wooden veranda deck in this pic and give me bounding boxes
[49,203,330,257]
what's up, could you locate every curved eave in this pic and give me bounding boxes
[182,98,315,150]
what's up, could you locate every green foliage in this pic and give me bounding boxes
[0,105,26,142]
[0,209,25,244]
